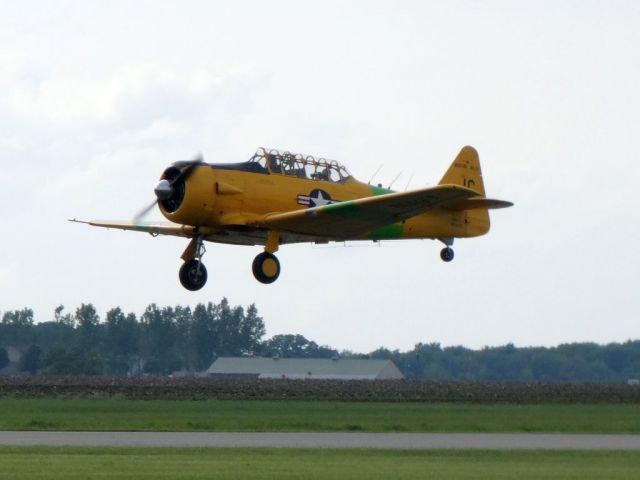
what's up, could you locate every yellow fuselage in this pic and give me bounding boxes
[159,164,489,246]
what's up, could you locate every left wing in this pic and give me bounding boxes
[69,219,197,238]
[261,184,480,238]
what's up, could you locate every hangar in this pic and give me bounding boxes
[205,357,404,380]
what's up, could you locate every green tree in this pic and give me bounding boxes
[411,343,443,379]
[215,300,257,357]
[41,347,76,374]
[173,305,194,370]
[239,304,267,355]
[261,334,336,358]
[190,303,216,371]
[19,345,42,373]
[33,322,75,350]
[443,346,485,380]
[104,308,139,375]
[1,308,35,346]
[485,344,529,380]
[76,350,105,375]
[0,347,9,370]
[604,344,631,374]
[54,305,74,326]
[369,347,394,360]
[40,346,104,375]
[212,298,238,356]
[75,303,101,351]
[140,304,181,374]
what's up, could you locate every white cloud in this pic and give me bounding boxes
[4,61,252,127]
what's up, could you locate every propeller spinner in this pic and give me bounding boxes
[133,155,203,223]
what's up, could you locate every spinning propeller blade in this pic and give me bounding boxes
[133,199,159,224]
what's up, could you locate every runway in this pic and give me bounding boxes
[1,432,640,450]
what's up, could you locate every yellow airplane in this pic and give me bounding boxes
[72,146,512,290]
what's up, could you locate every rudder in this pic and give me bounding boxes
[438,146,486,197]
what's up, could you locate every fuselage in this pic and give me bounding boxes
[158,148,490,247]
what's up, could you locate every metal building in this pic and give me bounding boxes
[205,357,404,380]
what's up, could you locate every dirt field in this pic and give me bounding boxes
[1,376,639,403]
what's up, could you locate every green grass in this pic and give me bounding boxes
[1,398,639,433]
[0,447,639,479]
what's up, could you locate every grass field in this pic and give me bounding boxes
[1,447,639,479]
[1,398,639,433]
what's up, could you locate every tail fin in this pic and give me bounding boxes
[439,146,485,197]
[438,146,512,238]
[439,146,489,237]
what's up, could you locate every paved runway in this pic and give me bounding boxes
[1,432,640,450]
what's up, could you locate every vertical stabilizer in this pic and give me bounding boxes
[439,146,485,197]
[439,146,490,236]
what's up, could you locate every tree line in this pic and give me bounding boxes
[356,341,640,382]
[0,300,336,376]
[1,301,639,381]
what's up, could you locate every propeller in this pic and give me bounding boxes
[133,154,203,223]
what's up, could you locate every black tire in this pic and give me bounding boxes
[440,247,454,262]
[179,259,208,291]
[252,252,281,284]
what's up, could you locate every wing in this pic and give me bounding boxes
[262,184,481,238]
[69,219,197,238]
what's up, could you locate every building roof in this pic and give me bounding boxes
[206,357,404,380]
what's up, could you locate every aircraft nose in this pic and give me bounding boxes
[154,179,173,201]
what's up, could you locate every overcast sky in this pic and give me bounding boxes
[1,1,638,353]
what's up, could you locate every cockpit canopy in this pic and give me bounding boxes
[249,148,351,183]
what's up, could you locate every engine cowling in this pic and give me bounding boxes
[156,163,218,227]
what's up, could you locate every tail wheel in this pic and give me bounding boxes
[440,247,454,262]
[179,259,208,291]
[252,252,281,284]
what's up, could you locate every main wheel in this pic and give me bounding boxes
[440,247,454,262]
[252,252,281,284]
[179,259,208,291]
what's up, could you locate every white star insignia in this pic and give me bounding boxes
[310,191,332,207]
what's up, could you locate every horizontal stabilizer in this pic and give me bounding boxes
[445,198,514,211]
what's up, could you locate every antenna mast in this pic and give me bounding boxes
[388,171,403,189]
[367,164,383,185]
[404,172,415,191]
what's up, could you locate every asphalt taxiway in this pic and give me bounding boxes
[1,432,639,450]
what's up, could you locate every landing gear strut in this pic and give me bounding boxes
[179,236,207,291]
[252,230,281,284]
